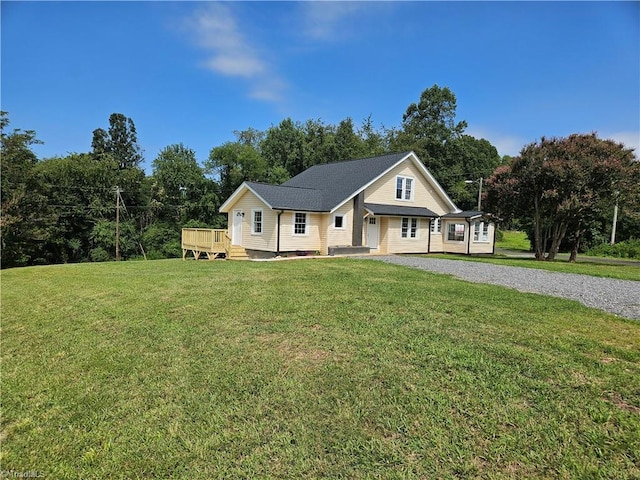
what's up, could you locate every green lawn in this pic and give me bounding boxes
[2,259,639,478]
[496,230,531,251]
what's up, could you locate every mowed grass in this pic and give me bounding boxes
[496,230,531,251]
[2,259,639,479]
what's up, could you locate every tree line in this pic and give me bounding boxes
[2,84,638,268]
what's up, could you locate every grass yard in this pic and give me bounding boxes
[495,230,531,251]
[2,259,639,478]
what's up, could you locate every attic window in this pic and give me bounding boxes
[334,215,345,229]
[396,176,414,201]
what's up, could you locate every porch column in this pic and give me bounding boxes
[352,192,364,246]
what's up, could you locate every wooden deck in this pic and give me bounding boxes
[181,228,248,260]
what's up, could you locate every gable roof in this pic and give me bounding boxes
[281,152,410,211]
[219,151,460,213]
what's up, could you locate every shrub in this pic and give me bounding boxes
[586,239,640,259]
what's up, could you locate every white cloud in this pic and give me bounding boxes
[185,3,285,102]
[300,2,367,41]
[602,131,640,158]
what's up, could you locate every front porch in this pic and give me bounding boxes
[181,228,248,260]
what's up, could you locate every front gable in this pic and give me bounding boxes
[363,156,456,215]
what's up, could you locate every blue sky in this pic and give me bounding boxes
[2,1,639,174]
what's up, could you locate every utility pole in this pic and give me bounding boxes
[465,177,483,211]
[115,186,120,261]
[610,196,619,245]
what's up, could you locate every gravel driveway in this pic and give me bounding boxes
[363,255,640,320]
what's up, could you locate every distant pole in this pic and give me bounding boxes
[477,177,483,211]
[116,186,120,261]
[610,198,619,245]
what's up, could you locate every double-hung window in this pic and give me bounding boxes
[252,209,263,235]
[473,221,490,242]
[447,223,466,242]
[401,217,418,238]
[395,176,414,201]
[430,218,441,233]
[293,212,307,235]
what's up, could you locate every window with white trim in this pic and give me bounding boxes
[334,214,345,229]
[430,217,441,233]
[401,217,419,238]
[395,176,414,201]
[447,223,465,242]
[251,209,263,234]
[293,212,307,235]
[473,221,490,242]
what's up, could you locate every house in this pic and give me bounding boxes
[213,151,496,259]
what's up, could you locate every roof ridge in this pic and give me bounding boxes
[247,181,319,192]
[304,151,411,169]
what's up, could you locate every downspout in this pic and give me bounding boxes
[276,210,283,257]
[491,220,496,255]
[466,219,471,255]
[427,218,432,253]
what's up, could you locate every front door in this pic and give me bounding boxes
[232,209,243,245]
[367,216,379,250]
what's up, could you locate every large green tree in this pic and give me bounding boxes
[0,112,43,267]
[485,134,639,261]
[391,85,501,204]
[92,113,143,170]
[151,144,220,224]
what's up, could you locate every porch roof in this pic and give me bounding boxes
[364,203,439,218]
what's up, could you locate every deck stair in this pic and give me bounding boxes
[226,245,249,260]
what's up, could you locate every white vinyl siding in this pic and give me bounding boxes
[228,190,277,251]
[365,161,450,213]
[383,217,426,253]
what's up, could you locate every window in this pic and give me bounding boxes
[334,214,345,229]
[401,217,419,239]
[431,218,441,233]
[395,176,414,201]
[473,221,490,242]
[447,223,466,242]
[252,209,263,234]
[293,212,307,235]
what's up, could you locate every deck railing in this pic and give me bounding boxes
[181,228,228,259]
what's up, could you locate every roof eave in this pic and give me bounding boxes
[219,182,274,213]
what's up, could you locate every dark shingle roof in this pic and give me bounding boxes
[246,182,325,211]
[364,203,438,218]
[280,152,410,211]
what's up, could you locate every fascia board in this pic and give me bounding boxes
[219,182,274,212]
